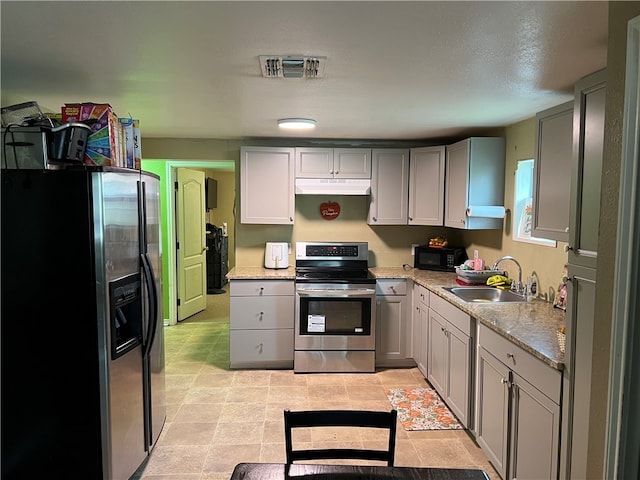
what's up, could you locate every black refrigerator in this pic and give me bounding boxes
[1,167,166,479]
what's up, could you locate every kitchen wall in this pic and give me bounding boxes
[144,124,568,299]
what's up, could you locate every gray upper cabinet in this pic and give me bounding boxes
[532,101,574,242]
[408,146,445,225]
[568,69,606,269]
[295,147,371,178]
[444,137,506,230]
[240,146,295,224]
[368,149,410,225]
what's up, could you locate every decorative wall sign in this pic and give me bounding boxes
[320,201,340,220]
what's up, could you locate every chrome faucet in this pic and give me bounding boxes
[492,255,524,295]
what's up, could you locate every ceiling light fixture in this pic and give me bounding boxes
[277,118,317,130]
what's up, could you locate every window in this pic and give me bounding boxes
[513,159,556,247]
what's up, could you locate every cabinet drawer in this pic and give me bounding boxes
[230,280,294,296]
[414,283,430,308]
[376,279,407,296]
[429,292,471,336]
[230,296,294,329]
[479,324,561,402]
[230,329,294,366]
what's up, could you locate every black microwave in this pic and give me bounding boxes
[414,246,468,272]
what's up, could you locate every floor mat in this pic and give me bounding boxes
[385,386,464,431]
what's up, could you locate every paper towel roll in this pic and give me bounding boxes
[466,205,506,218]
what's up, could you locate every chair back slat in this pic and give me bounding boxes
[284,409,397,466]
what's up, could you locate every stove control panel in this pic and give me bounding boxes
[296,242,369,261]
[307,245,358,257]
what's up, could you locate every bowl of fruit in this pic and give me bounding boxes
[428,236,448,248]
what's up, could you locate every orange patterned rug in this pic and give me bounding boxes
[385,386,464,431]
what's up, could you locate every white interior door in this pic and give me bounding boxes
[176,168,207,320]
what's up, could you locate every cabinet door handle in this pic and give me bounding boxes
[564,244,574,252]
[372,217,377,222]
[289,216,294,222]
[335,171,339,175]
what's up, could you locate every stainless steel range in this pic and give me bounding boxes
[294,242,376,373]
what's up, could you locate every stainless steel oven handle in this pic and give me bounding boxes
[297,289,375,297]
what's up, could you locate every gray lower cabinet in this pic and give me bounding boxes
[412,283,430,376]
[229,280,294,368]
[427,293,473,429]
[476,324,561,480]
[375,279,413,367]
[561,263,597,480]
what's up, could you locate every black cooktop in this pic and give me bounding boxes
[295,267,376,284]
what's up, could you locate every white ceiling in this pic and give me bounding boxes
[1,1,608,142]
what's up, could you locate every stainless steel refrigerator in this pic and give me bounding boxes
[1,167,166,479]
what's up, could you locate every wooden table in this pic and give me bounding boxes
[230,462,490,479]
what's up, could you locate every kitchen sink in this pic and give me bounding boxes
[443,286,527,303]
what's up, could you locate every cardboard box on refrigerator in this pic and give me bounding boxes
[119,117,135,169]
[62,103,123,167]
[133,119,141,170]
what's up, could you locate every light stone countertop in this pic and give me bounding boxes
[371,267,566,371]
[227,266,296,279]
[227,265,566,370]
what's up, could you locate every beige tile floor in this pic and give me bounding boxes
[136,291,499,480]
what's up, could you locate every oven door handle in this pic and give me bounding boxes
[297,289,376,297]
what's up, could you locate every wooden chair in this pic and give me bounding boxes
[283,409,398,466]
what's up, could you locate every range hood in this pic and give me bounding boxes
[295,178,371,195]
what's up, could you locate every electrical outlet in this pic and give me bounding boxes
[411,244,419,255]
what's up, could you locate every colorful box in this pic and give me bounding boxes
[62,103,123,167]
[119,117,135,169]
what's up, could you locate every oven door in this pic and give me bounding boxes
[295,285,376,351]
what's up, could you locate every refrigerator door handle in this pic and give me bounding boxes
[141,253,158,357]
[138,180,148,253]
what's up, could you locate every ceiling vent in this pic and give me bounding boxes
[259,55,326,78]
